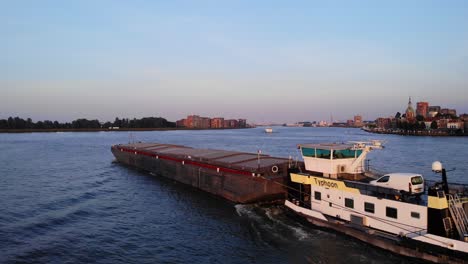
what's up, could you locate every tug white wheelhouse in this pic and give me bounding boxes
[299,141,382,178]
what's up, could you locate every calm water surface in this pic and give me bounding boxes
[1,127,466,263]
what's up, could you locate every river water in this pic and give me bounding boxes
[1,127,466,263]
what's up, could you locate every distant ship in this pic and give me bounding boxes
[264,128,273,133]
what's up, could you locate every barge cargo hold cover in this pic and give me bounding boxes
[111,143,301,203]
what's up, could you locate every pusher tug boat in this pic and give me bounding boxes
[285,141,468,263]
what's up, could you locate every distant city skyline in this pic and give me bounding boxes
[2,1,468,123]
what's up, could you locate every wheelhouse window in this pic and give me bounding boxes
[411,212,420,219]
[386,207,398,219]
[301,147,315,157]
[316,149,331,159]
[345,198,354,208]
[333,149,362,159]
[364,202,375,213]
[377,176,390,183]
[314,191,321,201]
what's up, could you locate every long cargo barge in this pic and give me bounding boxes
[111,142,302,203]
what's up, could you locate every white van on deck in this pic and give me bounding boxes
[370,173,425,194]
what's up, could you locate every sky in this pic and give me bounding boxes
[2,0,468,123]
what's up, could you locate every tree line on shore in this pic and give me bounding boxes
[0,117,175,130]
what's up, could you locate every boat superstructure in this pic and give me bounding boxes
[285,141,468,263]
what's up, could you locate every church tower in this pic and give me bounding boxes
[405,97,416,122]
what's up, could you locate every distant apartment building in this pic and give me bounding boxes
[176,119,186,127]
[416,102,429,118]
[376,117,392,129]
[428,106,441,113]
[347,120,354,126]
[177,115,210,128]
[353,115,363,127]
[428,106,441,117]
[228,119,238,128]
[201,117,211,129]
[210,117,224,128]
[238,119,247,128]
[176,115,247,129]
[186,115,200,128]
[436,119,448,129]
[440,108,457,116]
[461,115,468,134]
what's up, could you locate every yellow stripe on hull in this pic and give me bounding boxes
[427,196,448,209]
[290,173,360,194]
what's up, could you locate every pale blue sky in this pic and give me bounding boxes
[2,0,468,123]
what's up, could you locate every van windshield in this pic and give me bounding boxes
[377,176,390,183]
[411,176,424,185]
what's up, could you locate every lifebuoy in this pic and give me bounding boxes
[271,166,279,173]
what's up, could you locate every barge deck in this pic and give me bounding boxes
[111,143,302,203]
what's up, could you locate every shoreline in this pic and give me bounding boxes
[0,127,251,133]
[363,128,467,137]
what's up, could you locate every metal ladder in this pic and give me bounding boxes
[447,194,468,240]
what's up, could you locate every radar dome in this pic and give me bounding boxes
[432,161,443,172]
